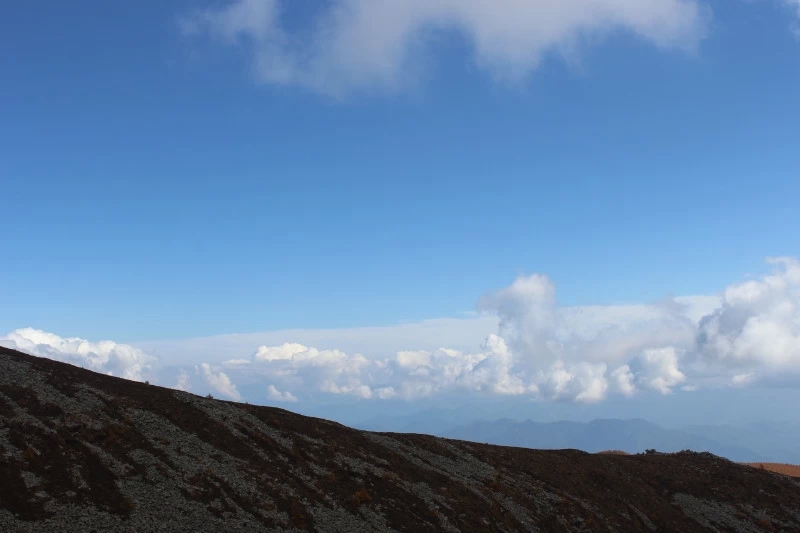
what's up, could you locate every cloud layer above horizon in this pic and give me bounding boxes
[1,328,155,382]
[179,0,711,96]
[3,257,799,404]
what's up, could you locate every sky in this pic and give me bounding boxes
[2,0,800,425]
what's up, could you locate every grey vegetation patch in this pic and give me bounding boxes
[784,504,800,524]
[739,502,784,525]
[307,462,332,478]
[403,481,461,533]
[72,385,111,411]
[367,433,497,484]
[492,493,539,532]
[629,504,657,531]
[0,427,18,457]
[356,505,396,532]
[83,442,130,478]
[672,493,762,533]
[336,453,388,478]
[296,433,326,447]
[406,480,437,506]
[68,466,90,490]
[21,470,41,489]
[309,503,394,533]
[180,391,295,452]
[0,390,19,416]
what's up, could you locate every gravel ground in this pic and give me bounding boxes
[3,347,800,533]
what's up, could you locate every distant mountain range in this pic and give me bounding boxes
[444,418,766,463]
[359,412,800,464]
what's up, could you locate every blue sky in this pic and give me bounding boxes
[2,1,800,417]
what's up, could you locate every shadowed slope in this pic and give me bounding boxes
[1,346,799,532]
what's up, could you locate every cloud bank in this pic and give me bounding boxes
[180,0,710,95]
[210,257,800,404]
[1,328,154,382]
[5,257,799,406]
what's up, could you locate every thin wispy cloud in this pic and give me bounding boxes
[180,0,711,96]
[782,0,800,36]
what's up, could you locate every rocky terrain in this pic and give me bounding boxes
[2,346,799,533]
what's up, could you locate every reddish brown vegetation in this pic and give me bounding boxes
[289,500,308,528]
[743,463,800,478]
[595,450,630,455]
[351,488,372,506]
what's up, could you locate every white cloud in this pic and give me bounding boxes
[253,343,310,362]
[173,371,192,392]
[472,273,698,401]
[1,328,155,381]
[611,365,637,397]
[267,384,298,403]
[180,0,709,96]
[0,339,17,350]
[781,0,800,36]
[396,350,433,369]
[731,372,755,387]
[321,382,373,399]
[200,363,242,401]
[694,257,800,376]
[8,257,799,406]
[237,319,672,404]
[207,257,799,403]
[245,342,375,399]
[538,361,609,403]
[135,315,498,365]
[376,386,397,399]
[222,359,251,367]
[634,347,686,394]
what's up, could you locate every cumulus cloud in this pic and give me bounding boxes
[611,365,637,397]
[180,0,709,95]
[7,257,799,406]
[237,310,684,404]
[633,347,686,394]
[694,257,800,380]
[267,384,298,403]
[211,258,800,404]
[200,363,242,401]
[474,273,695,400]
[1,328,155,381]
[173,371,192,392]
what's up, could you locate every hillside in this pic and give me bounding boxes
[2,346,800,533]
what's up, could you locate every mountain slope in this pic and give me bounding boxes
[1,346,799,532]
[444,418,765,462]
